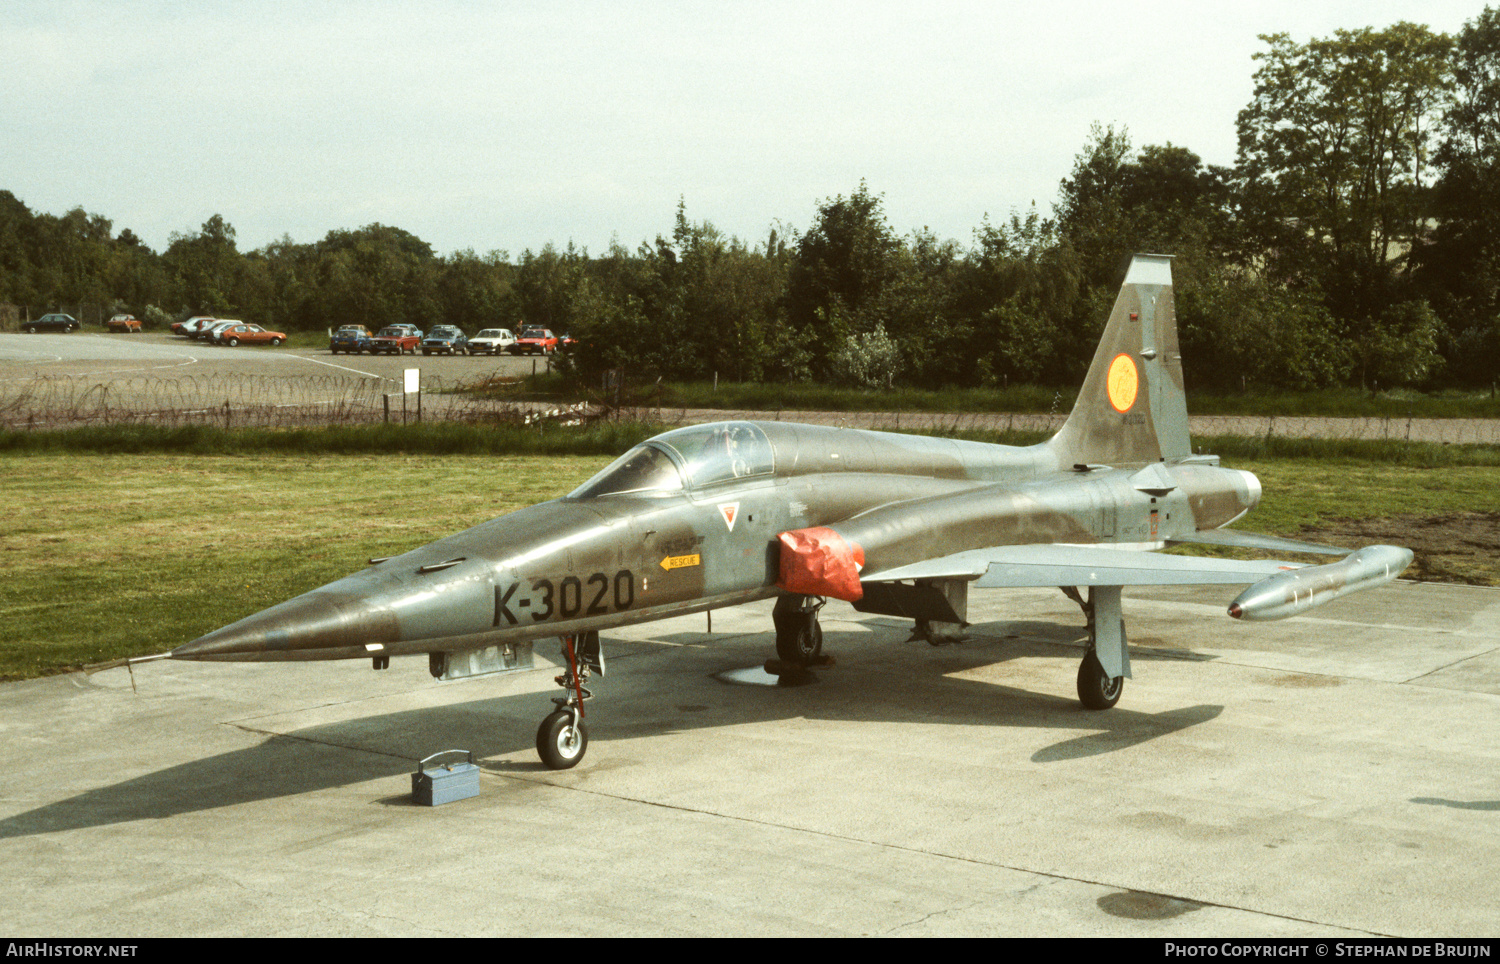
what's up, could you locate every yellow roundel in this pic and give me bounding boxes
[1106,353,1139,413]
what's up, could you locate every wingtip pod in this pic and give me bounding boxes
[1227,545,1414,621]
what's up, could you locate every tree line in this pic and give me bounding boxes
[3,11,1497,394]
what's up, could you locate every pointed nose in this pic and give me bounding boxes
[173,589,399,660]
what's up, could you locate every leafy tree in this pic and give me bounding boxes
[163,214,242,315]
[438,248,513,333]
[1177,268,1351,392]
[1235,24,1453,314]
[785,182,905,376]
[1417,6,1500,385]
[830,321,902,388]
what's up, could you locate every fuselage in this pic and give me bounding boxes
[172,420,1260,663]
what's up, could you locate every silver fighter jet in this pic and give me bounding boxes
[145,254,1413,769]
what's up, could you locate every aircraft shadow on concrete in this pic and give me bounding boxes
[0,623,1222,840]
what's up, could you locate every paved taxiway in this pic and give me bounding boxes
[2,580,1497,936]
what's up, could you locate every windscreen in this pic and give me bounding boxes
[569,444,684,498]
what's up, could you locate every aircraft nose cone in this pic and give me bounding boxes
[173,589,399,660]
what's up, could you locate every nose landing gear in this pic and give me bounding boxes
[771,593,827,666]
[536,631,602,770]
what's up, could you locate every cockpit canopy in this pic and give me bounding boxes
[569,422,774,498]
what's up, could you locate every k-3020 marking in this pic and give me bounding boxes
[494,572,636,626]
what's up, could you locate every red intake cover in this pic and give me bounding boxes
[777,527,866,601]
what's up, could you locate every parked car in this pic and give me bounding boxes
[421,325,468,355]
[368,325,422,354]
[217,324,287,347]
[106,314,142,333]
[329,325,372,354]
[466,328,517,354]
[171,316,217,337]
[192,319,244,340]
[204,320,246,343]
[23,313,80,333]
[510,327,559,354]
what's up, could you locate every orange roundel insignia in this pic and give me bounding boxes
[1106,353,1139,413]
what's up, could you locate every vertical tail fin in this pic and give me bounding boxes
[1049,253,1190,466]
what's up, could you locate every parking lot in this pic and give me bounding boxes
[0,330,555,383]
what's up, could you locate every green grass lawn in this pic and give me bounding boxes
[1,452,607,680]
[3,449,1497,681]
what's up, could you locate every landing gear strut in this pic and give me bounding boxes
[772,594,824,666]
[536,631,601,769]
[1061,585,1128,710]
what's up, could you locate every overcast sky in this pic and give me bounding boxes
[2,1,1487,258]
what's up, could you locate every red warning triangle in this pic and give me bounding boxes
[718,502,739,532]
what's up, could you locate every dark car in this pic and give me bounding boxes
[24,313,80,333]
[421,325,468,355]
[329,325,373,354]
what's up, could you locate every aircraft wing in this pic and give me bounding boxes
[863,544,1306,588]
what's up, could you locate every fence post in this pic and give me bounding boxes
[384,394,390,424]
[224,400,231,430]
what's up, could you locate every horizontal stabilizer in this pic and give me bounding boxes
[864,544,1306,589]
[1169,529,1349,556]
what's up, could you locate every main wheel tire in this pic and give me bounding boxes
[1076,652,1123,710]
[775,616,823,665]
[536,710,589,769]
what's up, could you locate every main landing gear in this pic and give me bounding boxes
[764,594,830,681]
[773,594,824,665]
[1061,585,1128,710]
[536,631,602,769]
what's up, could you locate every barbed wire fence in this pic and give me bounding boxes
[4,372,1500,443]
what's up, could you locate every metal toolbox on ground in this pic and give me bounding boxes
[412,750,480,806]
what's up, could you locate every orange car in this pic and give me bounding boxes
[106,314,142,333]
[218,324,287,347]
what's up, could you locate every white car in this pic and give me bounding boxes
[467,328,517,355]
[205,320,246,343]
[173,316,219,337]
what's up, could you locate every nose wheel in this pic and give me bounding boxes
[536,709,588,769]
[773,594,825,666]
[536,631,601,769]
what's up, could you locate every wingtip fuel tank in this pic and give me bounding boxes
[1227,545,1414,621]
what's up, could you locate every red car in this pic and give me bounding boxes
[510,327,559,354]
[106,314,142,333]
[217,324,287,347]
[367,325,421,354]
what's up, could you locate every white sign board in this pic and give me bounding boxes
[404,368,419,395]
